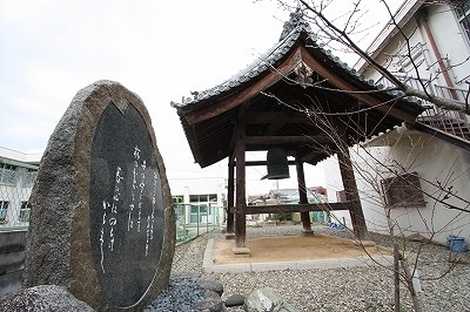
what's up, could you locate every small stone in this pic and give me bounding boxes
[244,288,298,312]
[200,279,224,296]
[194,290,224,312]
[224,294,245,307]
[0,285,95,312]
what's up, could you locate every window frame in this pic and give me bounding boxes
[0,201,9,223]
[19,201,32,223]
[0,163,17,185]
[380,172,426,208]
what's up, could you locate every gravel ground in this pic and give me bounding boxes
[171,225,470,312]
[145,276,206,312]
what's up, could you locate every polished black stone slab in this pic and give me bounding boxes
[90,102,164,308]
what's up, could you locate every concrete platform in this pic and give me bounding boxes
[203,234,393,273]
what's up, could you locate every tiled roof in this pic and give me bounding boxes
[171,26,302,109]
[171,10,420,111]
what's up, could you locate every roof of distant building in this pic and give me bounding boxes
[354,0,423,73]
[0,146,42,168]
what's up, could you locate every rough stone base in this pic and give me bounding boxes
[232,247,251,256]
[301,229,314,236]
[224,233,236,240]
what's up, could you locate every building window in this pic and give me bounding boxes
[456,0,470,43]
[189,205,209,223]
[187,194,217,224]
[19,201,32,223]
[209,194,217,202]
[22,169,37,188]
[394,42,429,77]
[0,201,9,224]
[0,163,17,185]
[381,172,426,208]
[189,194,217,204]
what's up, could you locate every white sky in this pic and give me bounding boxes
[0,0,402,195]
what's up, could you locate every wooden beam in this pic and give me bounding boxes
[296,160,312,233]
[244,202,351,214]
[226,154,235,234]
[185,48,303,125]
[300,46,416,123]
[337,147,368,239]
[246,112,309,124]
[266,122,286,136]
[299,150,325,163]
[246,135,318,145]
[232,160,297,167]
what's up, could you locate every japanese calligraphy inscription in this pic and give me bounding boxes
[90,102,164,308]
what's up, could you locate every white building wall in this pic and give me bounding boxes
[426,5,470,86]
[339,137,470,244]
[350,3,470,244]
[169,177,226,225]
[322,156,351,227]
[362,4,470,89]
[325,137,470,245]
[362,18,428,82]
[385,135,470,244]
[324,147,392,230]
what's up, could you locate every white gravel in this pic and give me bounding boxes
[171,225,470,312]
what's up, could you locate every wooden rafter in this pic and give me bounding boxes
[299,46,415,123]
[246,135,318,145]
[184,47,303,125]
[184,44,417,126]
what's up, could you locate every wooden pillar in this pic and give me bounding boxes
[337,147,367,239]
[296,160,313,234]
[234,138,247,249]
[226,156,235,235]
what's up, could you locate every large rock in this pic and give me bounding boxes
[0,285,94,312]
[244,288,298,312]
[23,81,175,311]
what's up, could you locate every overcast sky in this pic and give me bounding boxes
[0,0,401,195]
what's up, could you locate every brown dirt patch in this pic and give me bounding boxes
[214,234,387,264]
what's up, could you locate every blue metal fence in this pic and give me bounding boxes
[174,203,224,244]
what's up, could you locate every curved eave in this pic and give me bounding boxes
[174,29,424,168]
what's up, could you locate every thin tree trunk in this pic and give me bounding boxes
[394,243,400,312]
[401,257,424,312]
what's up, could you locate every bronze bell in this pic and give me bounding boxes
[261,148,290,180]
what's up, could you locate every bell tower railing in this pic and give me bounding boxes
[377,75,470,141]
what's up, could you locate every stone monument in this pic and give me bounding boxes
[23,80,175,311]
